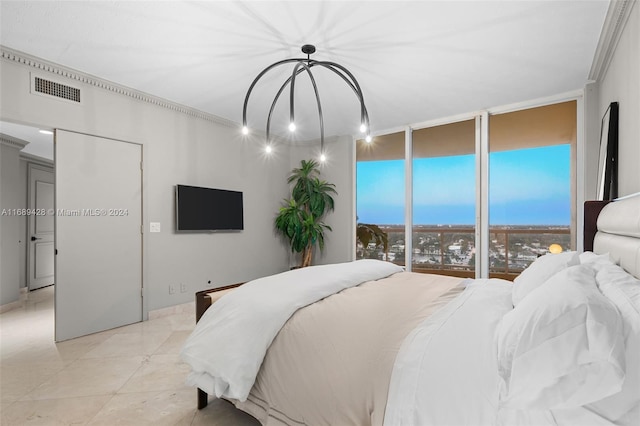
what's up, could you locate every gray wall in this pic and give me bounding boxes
[0,55,292,311]
[288,135,355,268]
[0,142,22,306]
[588,1,639,198]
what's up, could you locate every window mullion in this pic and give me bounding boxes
[476,112,489,278]
[404,126,413,271]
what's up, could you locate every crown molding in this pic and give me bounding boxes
[20,152,54,167]
[588,0,636,82]
[0,132,30,150]
[0,45,238,129]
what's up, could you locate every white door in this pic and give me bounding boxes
[55,130,142,341]
[28,164,55,290]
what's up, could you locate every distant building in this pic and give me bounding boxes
[448,244,462,255]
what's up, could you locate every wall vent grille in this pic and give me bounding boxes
[33,76,81,103]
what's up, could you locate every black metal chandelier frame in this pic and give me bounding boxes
[241,44,371,159]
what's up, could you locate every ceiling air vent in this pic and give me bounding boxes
[31,74,81,104]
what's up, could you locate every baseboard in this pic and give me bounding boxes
[148,301,194,320]
[0,299,22,314]
[0,288,31,314]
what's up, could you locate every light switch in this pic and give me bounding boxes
[150,222,161,233]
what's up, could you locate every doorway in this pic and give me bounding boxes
[28,163,55,290]
[1,121,145,341]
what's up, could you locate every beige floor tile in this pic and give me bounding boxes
[0,394,112,426]
[1,344,65,368]
[2,332,110,370]
[162,312,197,331]
[0,362,65,403]
[119,312,194,335]
[23,356,144,400]
[81,331,173,359]
[0,308,52,335]
[1,399,14,413]
[54,332,115,361]
[118,354,191,393]
[87,389,197,426]
[1,287,260,425]
[0,317,55,359]
[154,330,192,355]
[26,286,55,304]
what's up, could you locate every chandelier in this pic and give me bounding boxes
[241,44,371,161]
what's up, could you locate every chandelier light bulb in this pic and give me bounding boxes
[365,135,372,143]
[265,145,272,154]
[320,153,327,162]
[288,122,296,132]
[241,126,249,135]
[360,123,367,133]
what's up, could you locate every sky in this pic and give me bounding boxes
[356,144,570,226]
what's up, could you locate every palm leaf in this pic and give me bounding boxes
[275,159,338,267]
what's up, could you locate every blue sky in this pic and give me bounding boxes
[356,145,570,226]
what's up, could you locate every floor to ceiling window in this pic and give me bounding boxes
[355,131,405,265]
[355,99,577,279]
[488,101,576,278]
[412,119,476,277]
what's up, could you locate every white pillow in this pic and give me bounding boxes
[579,251,614,267]
[512,251,579,306]
[596,262,640,313]
[496,264,626,410]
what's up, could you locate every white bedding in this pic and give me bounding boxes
[384,278,513,425]
[179,259,403,401]
[181,255,638,425]
[383,262,633,426]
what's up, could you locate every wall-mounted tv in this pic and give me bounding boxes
[175,185,244,231]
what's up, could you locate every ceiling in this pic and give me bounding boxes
[0,0,609,152]
[0,121,54,159]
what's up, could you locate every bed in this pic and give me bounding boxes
[180,195,640,426]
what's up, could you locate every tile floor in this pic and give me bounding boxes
[0,286,260,425]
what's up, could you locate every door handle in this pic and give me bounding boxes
[31,236,42,241]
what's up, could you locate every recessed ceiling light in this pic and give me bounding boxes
[39,129,53,135]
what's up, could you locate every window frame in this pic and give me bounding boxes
[353,91,585,278]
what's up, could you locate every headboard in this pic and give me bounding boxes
[584,194,640,279]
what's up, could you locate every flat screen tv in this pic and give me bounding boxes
[175,185,244,231]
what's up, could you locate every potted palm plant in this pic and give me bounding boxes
[275,160,337,268]
[356,222,389,259]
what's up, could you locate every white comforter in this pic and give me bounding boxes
[179,259,403,401]
[384,278,513,425]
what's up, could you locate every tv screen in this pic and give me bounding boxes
[175,185,244,231]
